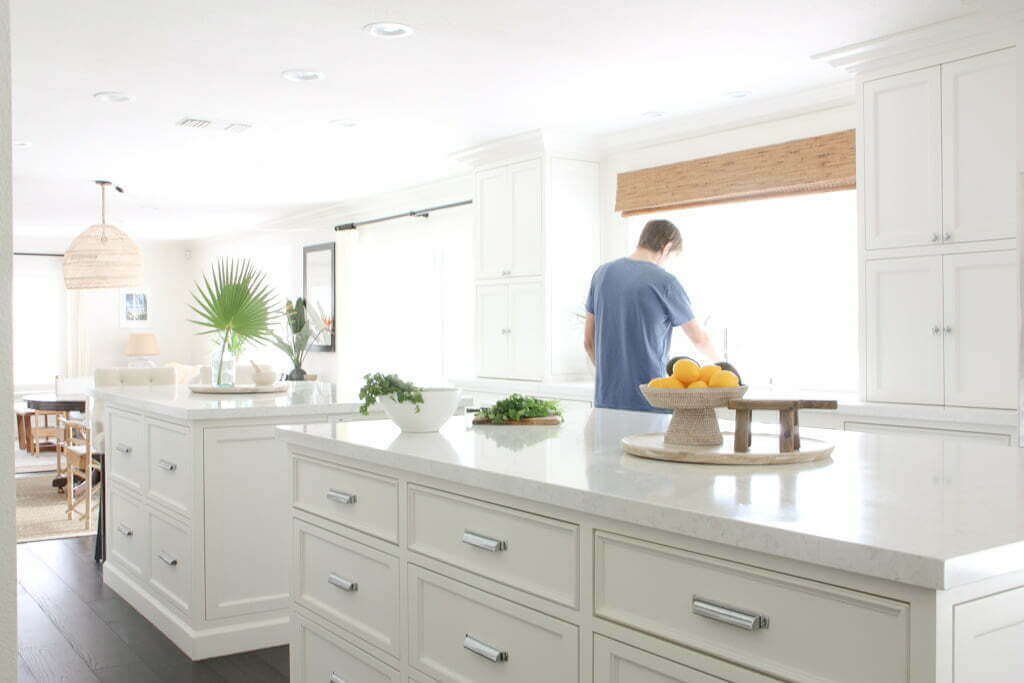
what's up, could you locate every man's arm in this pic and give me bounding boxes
[584,313,597,365]
[680,319,723,363]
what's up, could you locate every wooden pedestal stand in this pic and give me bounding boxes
[728,399,838,454]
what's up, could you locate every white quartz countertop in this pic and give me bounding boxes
[92,382,376,421]
[278,408,1024,590]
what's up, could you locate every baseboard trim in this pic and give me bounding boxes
[103,562,290,659]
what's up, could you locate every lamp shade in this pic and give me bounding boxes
[124,332,160,357]
[63,223,143,290]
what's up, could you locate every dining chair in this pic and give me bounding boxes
[29,409,64,456]
[59,416,100,527]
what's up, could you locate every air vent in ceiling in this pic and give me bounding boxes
[176,117,252,133]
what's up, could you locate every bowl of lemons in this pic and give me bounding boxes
[639,358,747,446]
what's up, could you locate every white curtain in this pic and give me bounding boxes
[65,289,90,378]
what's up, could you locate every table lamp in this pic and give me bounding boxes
[124,332,160,367]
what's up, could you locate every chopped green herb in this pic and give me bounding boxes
[477,394,562,424]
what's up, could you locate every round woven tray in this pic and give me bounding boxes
[639,384,748,447]
[622,432,834,465]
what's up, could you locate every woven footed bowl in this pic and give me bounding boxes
[639,384,748,410]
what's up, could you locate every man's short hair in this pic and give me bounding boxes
[637,219,682,253]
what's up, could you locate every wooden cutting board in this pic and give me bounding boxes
[472,415,563,426]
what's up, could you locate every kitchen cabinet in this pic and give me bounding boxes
[475,159,542,279]
[941,48,1017,244]
[942,250,1018,408]
[865,256,944,404]
[863,67,942,250]
[865,250,1018,408]
[476,281,544,381]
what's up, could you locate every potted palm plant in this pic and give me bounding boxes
[270,298,326,381]
[189,259,276,386]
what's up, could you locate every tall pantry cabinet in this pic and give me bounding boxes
[861,47,1019,409]
[464,134,600,382]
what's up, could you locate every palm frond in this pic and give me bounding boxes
[188,259,278,345]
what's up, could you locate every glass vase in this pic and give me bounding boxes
[211,349,236,387]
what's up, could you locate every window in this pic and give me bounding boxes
[13,255,67,387]
[628,190,858,394]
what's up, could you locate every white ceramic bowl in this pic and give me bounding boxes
[378,388,462,433]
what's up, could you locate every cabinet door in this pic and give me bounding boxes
[865,257,944,404]
[942,48,1017,244]
[508,282,545,380]
[475,166,512,279]
[477,284,510,378]
[943,251,1018,409]
[863,68,942,249]
[509,159,543,277]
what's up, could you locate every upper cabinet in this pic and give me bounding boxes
[863,68,943,249]
[863,47,1017,250]
[941,49,1017,244]
[476,159,543,279]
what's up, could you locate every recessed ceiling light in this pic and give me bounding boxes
[726,90,752,99]
[12,140,31,148]
[281,69,325,83]
[363,21,414,39]
[641,110,667,119]
[93,91,134,103]
[328,118,358,128]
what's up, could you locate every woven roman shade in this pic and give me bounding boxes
[615,130,856,216]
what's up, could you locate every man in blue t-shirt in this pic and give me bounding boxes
[584,219,721,412]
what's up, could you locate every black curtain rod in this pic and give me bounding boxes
[15,251,64,257]
[334,199,473,232]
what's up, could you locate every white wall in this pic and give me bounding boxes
[0,0,16,678]
[13,235,196,383]
[189,175,475,394]
[597,86,856,261]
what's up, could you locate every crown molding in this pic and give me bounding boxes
[451,128,601,169]
[597,80,855,159]
[813,9,1020,75]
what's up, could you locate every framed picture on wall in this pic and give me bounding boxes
[119,288,151,328]
[303,242,335,352]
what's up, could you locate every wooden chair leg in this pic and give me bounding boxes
[85,461,93,529]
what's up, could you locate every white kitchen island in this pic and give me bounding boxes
[278,407,1024,683]
[93,382,389,659]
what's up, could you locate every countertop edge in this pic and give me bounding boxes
[274,426,966,591]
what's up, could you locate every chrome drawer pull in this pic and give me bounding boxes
[157,459,177,472]
[326,489,357,505]
[157,551,178,567]
[116,523,133,537]
[462,530,508,552]
[327,573,358,592]
[463,634,508,662]
[329,674,347,683]
[115,443,132,455]
[692,597,768,631]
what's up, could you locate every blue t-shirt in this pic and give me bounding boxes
[586,258,694,411]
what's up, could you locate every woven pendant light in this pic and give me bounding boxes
[63,180,143,290]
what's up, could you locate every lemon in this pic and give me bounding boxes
[698,364,722,383]
[686,380,708,389]
[709,370,740,388]
[671,358,701,384]
[649,376,684,389]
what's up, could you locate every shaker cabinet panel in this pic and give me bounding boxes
[477,284,511,378]
[475,166,512,279]
[865,256,944,404]
[941,48,1017,244]
[508,159,544,277]
[863,68,942,249]
[942,250,1018,409]
[508,282,544,380]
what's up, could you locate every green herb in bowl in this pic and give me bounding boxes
[475,394,562,424]
[359,373,424,416]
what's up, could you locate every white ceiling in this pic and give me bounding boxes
[10,0,970,240]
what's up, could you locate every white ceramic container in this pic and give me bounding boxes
[378,388,461,433]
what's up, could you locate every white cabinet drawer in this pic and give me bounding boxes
[294,521,400,659]
[595,634,768,683]
[594,532,909,683]
[408,565,578,683]
[148,512,191,615]
[108,488,148,582]
[292,615,400,683]
[107,410,146,495]
[147,419,191,518]
[293,454,399,544]
[408,485,578,607]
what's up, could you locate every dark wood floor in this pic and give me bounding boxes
[17,536,289,682]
